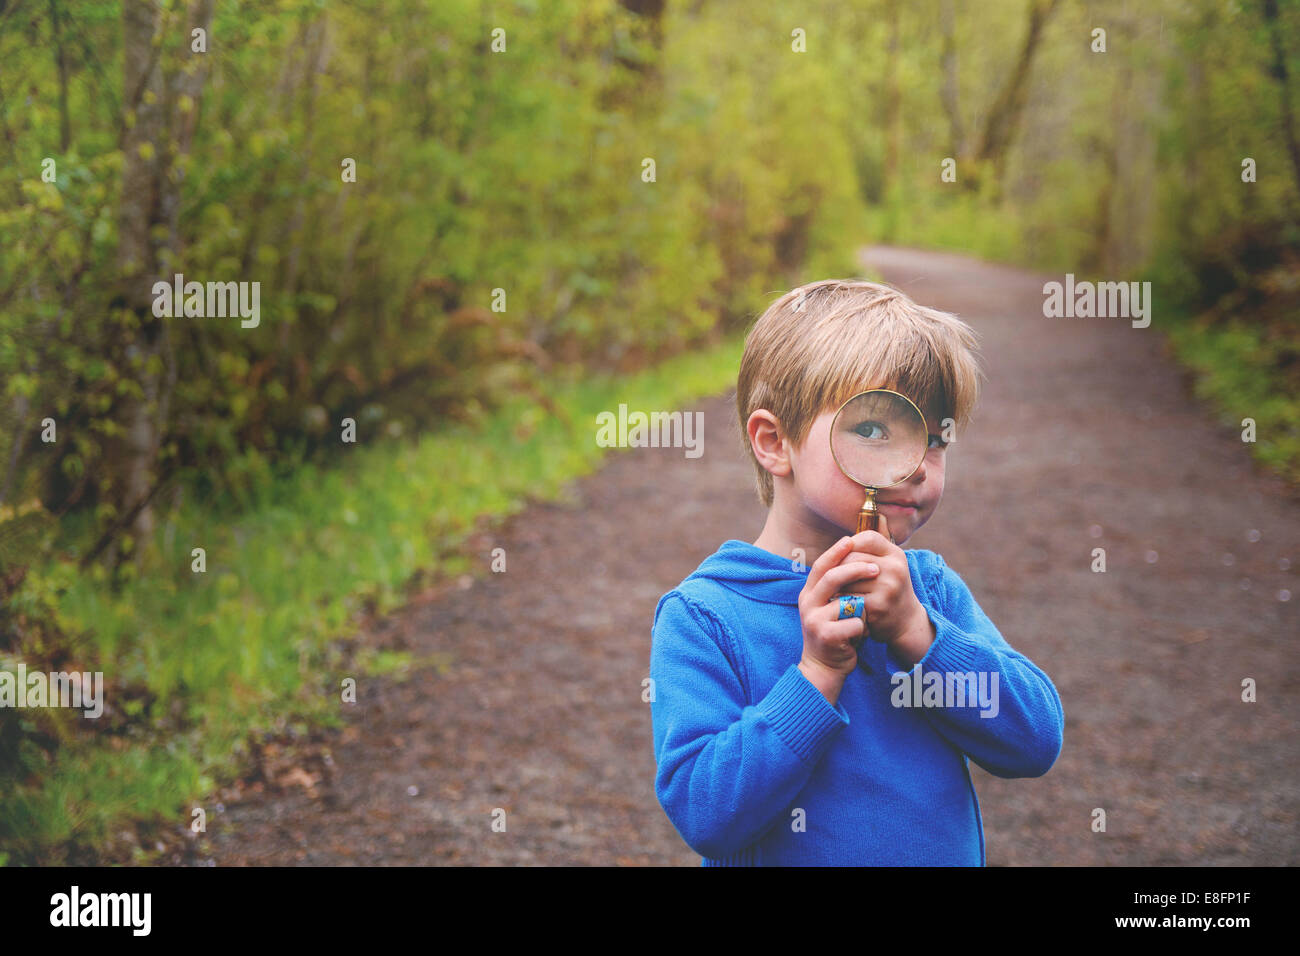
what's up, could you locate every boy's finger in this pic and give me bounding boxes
[828,603,869,653]
[820,614,865,645]
[839,546,875,565]
[849,528,894,556]
[805,536,856,603]
[822,561,881,598]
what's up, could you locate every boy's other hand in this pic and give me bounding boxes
[797,536,871,696]
[836,518,927,647]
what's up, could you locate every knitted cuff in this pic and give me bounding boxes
[755,663,849,763]
[885,605,985,677]
[916,610,986,674]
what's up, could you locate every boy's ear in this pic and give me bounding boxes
[747,409,792,478]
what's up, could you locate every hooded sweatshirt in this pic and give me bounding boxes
[649,539,1064,866]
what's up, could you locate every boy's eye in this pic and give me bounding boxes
[853,420,888,440]
[928,434,948,450]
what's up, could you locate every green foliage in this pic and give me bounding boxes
[1,0,1296,862]
[0,330,743,863]
[1163,309,1300,485]
[848,0,1299,485]
[1,0,868,533]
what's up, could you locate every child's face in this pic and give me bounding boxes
[788,398,947,547]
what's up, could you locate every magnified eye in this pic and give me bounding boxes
[854,420,888,440]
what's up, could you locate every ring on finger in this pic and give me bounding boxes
[833,594,865,621]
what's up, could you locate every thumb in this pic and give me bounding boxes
[876,512,893,545]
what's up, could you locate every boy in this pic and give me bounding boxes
[649,279,1064,865]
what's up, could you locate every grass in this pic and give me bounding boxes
[0,332,746,864]
[1161,312,1300,487]
[861,187,1069,272]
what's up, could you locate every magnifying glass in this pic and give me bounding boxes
[829,388,929,544]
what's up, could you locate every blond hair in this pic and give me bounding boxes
[736,279,984,508]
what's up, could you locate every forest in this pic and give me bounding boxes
[0,0,1296,864]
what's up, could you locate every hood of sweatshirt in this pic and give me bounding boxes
[674,538,936,675]
[679,539,811,606]
[678,538,935,609]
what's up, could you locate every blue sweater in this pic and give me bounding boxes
[649,539,1064,866]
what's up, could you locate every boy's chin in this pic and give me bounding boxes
[881,516,920,546]
[839,521,910,545]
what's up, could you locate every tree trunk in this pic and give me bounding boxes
[281,13,328,326]
[110,0,214,569]
[939,0,964,161]
[970,0,1061,192]
[115,0,167,565]
[0,392,29,510]
[1262,0,1300,200]
[616,0,666,86]
[884,2,901,189]
[618,0,666,50]
[48,0,71,152]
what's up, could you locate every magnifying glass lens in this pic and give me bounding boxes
[829,390,929,488]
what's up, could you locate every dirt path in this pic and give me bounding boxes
[207,246,1299,865]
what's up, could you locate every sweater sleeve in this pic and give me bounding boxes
[650,591,848,860]
[885,555,1065,779]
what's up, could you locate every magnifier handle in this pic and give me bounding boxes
[855,508,895,544]
[850,510,893,648]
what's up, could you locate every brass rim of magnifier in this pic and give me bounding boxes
[827,387,930,489]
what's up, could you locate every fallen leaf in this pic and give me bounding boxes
[280,767,319,791]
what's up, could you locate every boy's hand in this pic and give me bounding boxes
[797,536,872,696]
[835,517,930,649]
